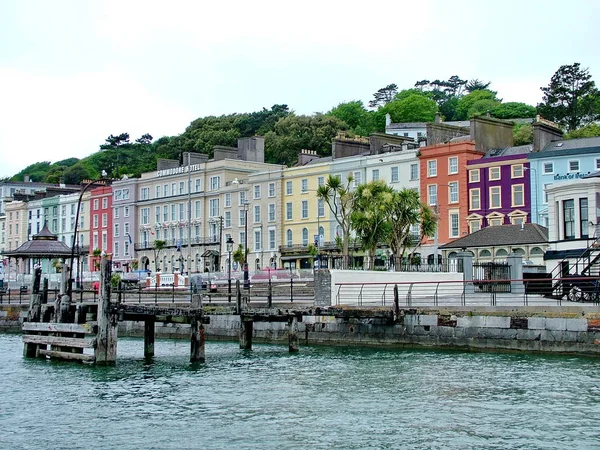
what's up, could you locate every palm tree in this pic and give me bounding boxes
[316,173,354,269]
[152,240,166,272]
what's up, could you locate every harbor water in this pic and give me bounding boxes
[1,334,599,449]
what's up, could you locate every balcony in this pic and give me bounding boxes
[134,236,220,251]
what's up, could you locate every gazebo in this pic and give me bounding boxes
[3,222,72,288]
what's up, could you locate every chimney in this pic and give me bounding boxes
[24,175,30,183]
[435,111,442,124]
[385,113,391,128]
[532,116,563,152]
[298,149,320,166]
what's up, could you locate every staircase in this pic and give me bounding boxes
[549,235,600,299]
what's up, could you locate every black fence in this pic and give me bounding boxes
[473,262,511,293]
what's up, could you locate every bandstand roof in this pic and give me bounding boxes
[3,222,72,259]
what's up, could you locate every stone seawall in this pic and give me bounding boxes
[3,304,600,356]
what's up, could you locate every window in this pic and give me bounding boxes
[195,178,201,193]
[448,157,458,174]
[124,242,129,257]
[391,167,399,183]
[225,211,231,228]
[544,183,551,204]
[543,162,554,174]
[449,182,458,203]
[286,229,292,247]
[318,176,325,187]
[93,214,99,228]
[179,203,184,220]
[225,193,231,208]
[268,182,276,197]
[269,229,276,250]
[102,198,108,209]
[114,190,123,201]
[318,199,324,217]
[512,184,524,207]
[596,158,600,170]
[301,179,308,192]
[489,218,503,226]
[302,228,309,246]
[450,213,459,238]
[209,199,219,217]
[489,167,500,180]
[580,198,589,239]
[93,199,99,210]
[114,207,120,219]
[253,205,261,223]
[563,199,575,240]
[568,160,580,172]
[140,187,150,200]
[286,202,292,220]
[141,208,149,225]
[210,176,220,191]
[124,223,129,235]
[372,169,380,182]
[428,185,437,206]
[239,191,247,205]
[155,206,160,222]
[155,186,161,198]
[171,204,176,221]
[470,188,480,210]
[511,216,525,225]
[353,171,362,187]
[253,185,261,199]
[490,186,501,208]
[122,188,129,200]
[114,241,119,257]
[114,223,120,237]
[254,230,261,251]
[469,220,481,234]
[240,210,246,227]
[427,160,437,177]
[286,181,293,195]
[410,164,419,181]
[512,164,524,178]
[302,200,308,219]
[268,204,275,222]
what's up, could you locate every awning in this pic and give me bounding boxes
[201,249,219,257]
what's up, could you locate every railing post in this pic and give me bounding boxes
[290,277,293,303]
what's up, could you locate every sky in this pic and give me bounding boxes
[1,0,599,178]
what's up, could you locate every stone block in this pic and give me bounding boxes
[545,318,567,331]
[528,317,546,330]
[484,316,511,329]
[437,326,455,337]
[418,315,438,326]
[403,315,418,326]
[565,319,588,332]
[456,316,472,328]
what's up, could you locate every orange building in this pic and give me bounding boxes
[418,140,485,262]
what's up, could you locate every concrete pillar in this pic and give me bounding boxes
[457,251,474,294]
[288,316,299,353]
[314,270,332,306]
[96,258,118,365]
[507,253,524,294]
[240,318,253,350]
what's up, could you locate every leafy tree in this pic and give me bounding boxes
[537,63,600,131]
[468,99,501,118]
[152,240,167,272]
[326,100,374,134]
[491,102,536,119]
[565,123,600,139]
[466,79,492,93]
[232,244,248,266]
[235,104,291,136]
[264,114,347,166]
[369,83,398,108]
[455,90,500,120]
[135,134,153,145]
[102,133,130,149]
[382,94,438,123]
[513,123,533,146]
[62,162,94,185]
[316,174,355,269]
[351,181,394,270]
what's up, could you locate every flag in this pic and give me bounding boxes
[150,229,155,236]
[127,233,132,244]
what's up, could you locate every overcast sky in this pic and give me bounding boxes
[1,0,599,178]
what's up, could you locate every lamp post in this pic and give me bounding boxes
[209,216,224,272]
[524,166,538,224]
[68,171,108,298]
[226,235,234,298]
[242,201,249,289]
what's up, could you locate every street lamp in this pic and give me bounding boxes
[226,236,234,298]
[242,200,250,289]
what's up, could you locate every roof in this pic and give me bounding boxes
[440,223,548,250]
[484,144,533,158]
[3,222,72,258]
[530,136,600,159]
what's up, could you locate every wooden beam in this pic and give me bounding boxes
[23,335,95,348]
[22,322,96,334]
[38,349,95,362]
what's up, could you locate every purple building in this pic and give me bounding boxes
[111,177,138,272]
[466,145,533,233]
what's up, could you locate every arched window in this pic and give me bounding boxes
[512,248,525,256]
[286,229,292,247]
[255,258,260,270]
[495,248,508,257]
[530,247,544,255]
[479,249,492,257]
[302,228,309,246]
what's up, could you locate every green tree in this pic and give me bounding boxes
[537,63,600,131]
[385,189,436,269]
[513,123,533,146]
[153,240,167,272]
[351,181,394,270]
[382,94,438,123]
[232,244,248,266]
[369,83,398,108]
[565,123,600,139]
[465,79,492,93]
[455,90,500,120]
[326,100,375,134]
[491,102,537,119]
[316,173,355,269]
[468,99,501,118]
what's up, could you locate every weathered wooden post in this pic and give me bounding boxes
[57,263,71,324]
[96,258,118,365]
[239,316,253,350]
[393,284,399,319]
[288,315,299,353]
[24,266,43,357]
[190,293,205,362]
[144,317,155,358]
[236,279,242,315]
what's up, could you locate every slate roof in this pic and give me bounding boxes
[440,223,548,250]
[3,222,72,258]
[484,144,533,158]
[530,136,600,159]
